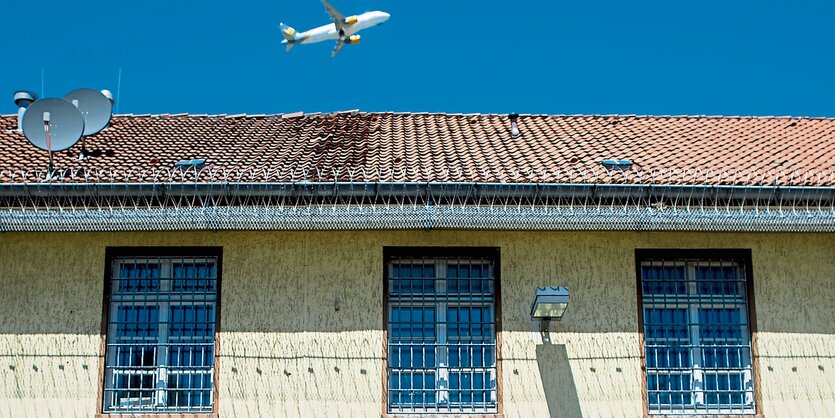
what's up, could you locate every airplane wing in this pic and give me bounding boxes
[322,0,348,35]
[332,38,345,57]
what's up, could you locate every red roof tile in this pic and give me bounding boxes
[1,112,833,185]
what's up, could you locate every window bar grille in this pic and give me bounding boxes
[641,257,755,415]
[103,255,217,413]
[386,255,498,414]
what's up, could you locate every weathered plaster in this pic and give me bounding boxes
[0,231,832,417]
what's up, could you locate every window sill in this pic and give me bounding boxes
[96,414,217,418]
[645,414,762,418]
[384,414,503,418]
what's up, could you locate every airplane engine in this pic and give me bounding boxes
[343,16,358,25]
[346,34,361,44]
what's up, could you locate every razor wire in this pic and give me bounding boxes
[0,166,833,232]
[2,165,834,185]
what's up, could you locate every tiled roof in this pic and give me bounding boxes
[1,112,834,185]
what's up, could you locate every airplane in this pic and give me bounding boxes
[280,0,390,57]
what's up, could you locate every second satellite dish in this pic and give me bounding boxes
[21,98,84,151]
[64,88,112,136]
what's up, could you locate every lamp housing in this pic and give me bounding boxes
[531,286,570,320]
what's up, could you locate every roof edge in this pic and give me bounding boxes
[2,112,835,120]
[1,181,832,201]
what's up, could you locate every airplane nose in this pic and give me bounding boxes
[381,12,390,21]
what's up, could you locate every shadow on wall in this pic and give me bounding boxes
[537,340,583,418]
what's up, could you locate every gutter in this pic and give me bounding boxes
[0,181,833,201]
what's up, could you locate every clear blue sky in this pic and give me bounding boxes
[2,0,834,116]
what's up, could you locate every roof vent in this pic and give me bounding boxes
[175,159,206,170]
[100,89,115,106]
[13,91,38,132]
[14,91,37,107]
[509,113,520,138]
[600,159,633,171]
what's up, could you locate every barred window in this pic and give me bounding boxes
[638,251,756,415]
[103,250,220,414]
[385,249,498,415]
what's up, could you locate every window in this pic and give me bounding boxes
[102,248,221,414]
[385,248,499,415]
[637,250,757,416]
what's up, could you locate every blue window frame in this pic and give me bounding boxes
[386,252,498,414]
[103,252,219,413]
[639,254,756,416]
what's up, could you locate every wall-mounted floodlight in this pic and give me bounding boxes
[531,286,570,322]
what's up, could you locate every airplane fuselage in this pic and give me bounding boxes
[283,11,389,45]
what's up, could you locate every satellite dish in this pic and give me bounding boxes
[21,98,84,151]
[64,88,112,136]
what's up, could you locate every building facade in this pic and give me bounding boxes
[0,113,833,417]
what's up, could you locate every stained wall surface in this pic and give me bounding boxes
[0,231,832,418]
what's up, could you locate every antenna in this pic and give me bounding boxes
[21,98,84,174]
[116,68,122,114]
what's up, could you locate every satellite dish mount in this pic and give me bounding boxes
[43,111,54,172]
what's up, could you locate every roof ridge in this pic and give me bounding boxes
[4,112,834,120]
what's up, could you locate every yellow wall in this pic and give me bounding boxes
[0,231,832,417]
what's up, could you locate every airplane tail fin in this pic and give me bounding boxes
[280,22,301,43]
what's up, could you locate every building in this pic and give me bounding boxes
[0,112,833,417]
